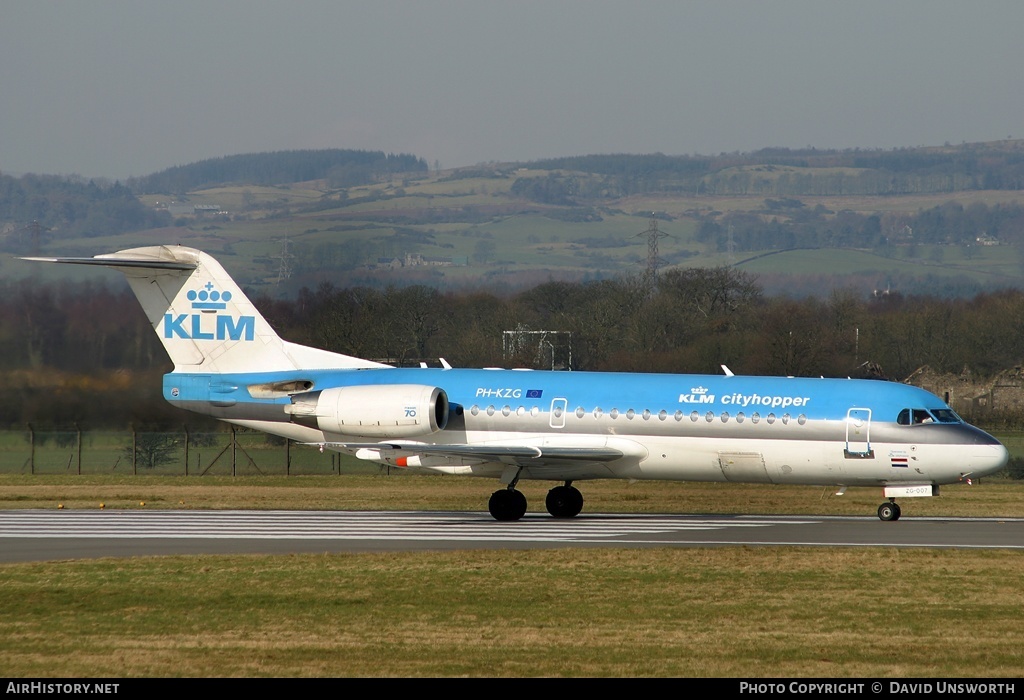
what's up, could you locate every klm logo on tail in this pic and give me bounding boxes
[163,283,255,341]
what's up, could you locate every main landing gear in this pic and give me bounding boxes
[488,481,585,521]
[545,483,584,518]
[488,488,527,521]
[877,498,902,522]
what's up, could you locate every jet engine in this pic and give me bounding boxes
[286,384,449,438]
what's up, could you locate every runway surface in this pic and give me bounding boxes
[1,509,1023,562]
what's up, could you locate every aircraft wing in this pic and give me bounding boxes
[323,442,626,466]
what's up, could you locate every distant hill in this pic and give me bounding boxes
[6,140,1024,298]
[129,149,428,194]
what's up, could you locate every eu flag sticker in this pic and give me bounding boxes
[525,389,544,399]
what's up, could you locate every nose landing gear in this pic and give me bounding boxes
[877,499,902,521]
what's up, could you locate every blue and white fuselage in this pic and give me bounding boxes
[28,245,1008,521]
[163,367,1004,488]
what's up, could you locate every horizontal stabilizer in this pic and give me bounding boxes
[22,255,196,271]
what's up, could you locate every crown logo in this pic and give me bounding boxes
[187,282,232,310]
[690,386,708,395]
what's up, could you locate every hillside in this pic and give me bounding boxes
[5,141,1024,297]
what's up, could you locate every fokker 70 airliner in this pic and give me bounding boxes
[27,246,1008,521]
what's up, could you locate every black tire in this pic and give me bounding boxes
[546,485,584,518]
[489,489,528,521]
[877,502,900,521]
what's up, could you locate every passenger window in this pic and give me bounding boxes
[575,407,585,418]
[626,409,635,419]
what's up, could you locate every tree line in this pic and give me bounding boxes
[525,143,1024,197]
[129,149,428,194]
[5,268,1024,429]
[696,200,1024,255]
[0,173,170,247]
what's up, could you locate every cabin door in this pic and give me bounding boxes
[845,408,873,458]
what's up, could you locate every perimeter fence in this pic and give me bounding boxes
[0,427,364,476]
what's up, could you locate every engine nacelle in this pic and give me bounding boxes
[287,384,449,438]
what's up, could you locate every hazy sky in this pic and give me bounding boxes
[3,0,1023,180]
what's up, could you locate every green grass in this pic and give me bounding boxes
[1,548,1022,677]
[737,245,1024,286]
[2,474,1023,677]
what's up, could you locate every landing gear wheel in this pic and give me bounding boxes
[489,489,528,521]
[546,485,584,518]
[877,501,902,521]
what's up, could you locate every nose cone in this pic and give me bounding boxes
[974,442,1010,478]
[956,424,1010,479]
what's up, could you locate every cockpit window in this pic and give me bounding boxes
[930,408,961,423]
[898,408,955,425]
[911,409,934,424]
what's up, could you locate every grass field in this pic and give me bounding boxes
[1,474,1023,677]
[3,548,1023,678]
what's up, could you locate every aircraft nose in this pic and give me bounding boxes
[974,443,1009,477]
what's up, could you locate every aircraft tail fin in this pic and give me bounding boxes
[24,245,387,373]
